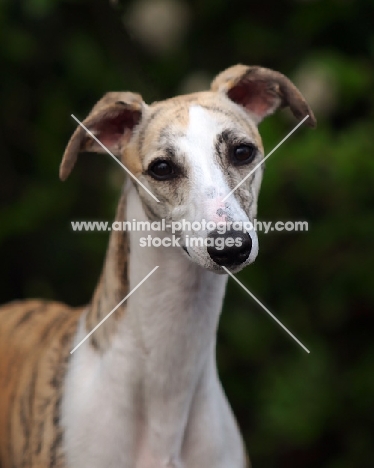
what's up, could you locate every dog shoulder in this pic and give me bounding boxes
[0,299,82,467]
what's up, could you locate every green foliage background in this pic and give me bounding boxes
[1,0,373,466]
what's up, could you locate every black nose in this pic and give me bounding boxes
[207,228,252,267]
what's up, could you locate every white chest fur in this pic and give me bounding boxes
[61,186,246,468]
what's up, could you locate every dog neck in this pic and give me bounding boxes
[81,183,229,462]
[86,180,228,348]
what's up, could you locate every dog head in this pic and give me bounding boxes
[61,65,315,273]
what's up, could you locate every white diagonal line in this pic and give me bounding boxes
[70,266,159,354]
[222,115,309,202]
[222,267,310,353]
[71,114,160,203]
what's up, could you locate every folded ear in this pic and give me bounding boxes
[211,64,316,127]
[59,92,144,181]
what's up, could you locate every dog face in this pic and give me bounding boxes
[60,65,315,273]
[132,93,264,272]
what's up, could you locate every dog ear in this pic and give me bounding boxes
[211,64,316,127]
[59,92,144,181]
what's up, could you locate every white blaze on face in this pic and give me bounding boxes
[171,104,259,271]
[178,105,244,224]
[183,106,226,188]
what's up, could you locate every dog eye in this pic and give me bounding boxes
[231,144,257,166]
[148,160,175,180]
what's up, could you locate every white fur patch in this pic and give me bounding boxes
[174,105,259,269]
[61,187,246,467]
[183,105,228,196]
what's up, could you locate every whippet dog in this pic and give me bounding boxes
[0,65,315,468]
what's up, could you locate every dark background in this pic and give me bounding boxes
[1,0,373,466]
